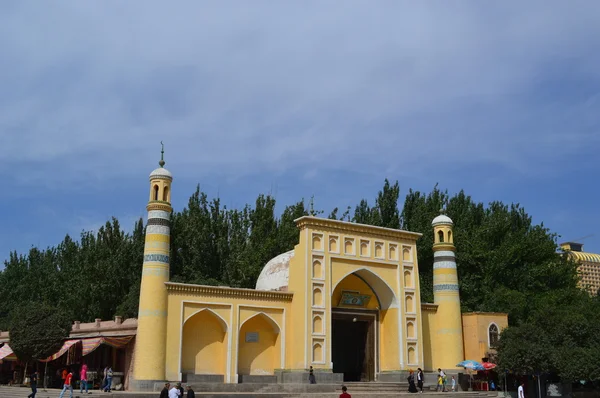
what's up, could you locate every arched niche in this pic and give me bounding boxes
[360,241,369,256]
[404,270,413,288]
[312,234,322,251]
[389,244,397,260]
[407,346,416,364]
[406,321,415,339]
[375,243,383,258]
[313,287,323,307]
[329,237,338,252]
[238,313,280,375]
[405,295,414,313]
[312,315,323,334]
[313,260,323,279]
[403,247,411,262]
[344,239,354,255]
[181,309,227,375]
[312,342,323,363]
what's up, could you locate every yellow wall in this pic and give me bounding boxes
[181,310,227,375]
[238,314,280,375]
[462,313,508,361]
[164,285,290,383]
[421,306,437,371]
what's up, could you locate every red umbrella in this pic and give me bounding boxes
[482,362,497,370]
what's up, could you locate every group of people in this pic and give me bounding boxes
[50,364,114,398]
[407,368,457,393]
[159,382,195,398]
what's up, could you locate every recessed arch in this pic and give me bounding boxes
[488,322,499,348]
[437,230,444,243]
[163,185,170,202]
[239,312,281,334]
[238,312,281,376]
[181,308,228,376]
[332,267,399,310]
[153,184,159,201]
[183,308,228,332]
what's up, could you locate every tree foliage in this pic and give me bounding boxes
[497,289,600,381]
[8,302,71,362]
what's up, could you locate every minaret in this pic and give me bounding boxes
[132,143,173,389]
[431,210,464,369]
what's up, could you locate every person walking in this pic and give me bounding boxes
[308,366,316,384]
[518,382,525,398]
[186,385,195,398]
[159,383,170,398]
[101,366,108,391]
[59,369,73,398]
[28,371,38,398]
[408,370,418,393]
[80,363,89,394]
[103,366,113,392]
[451,376,457,392]
[417,368,424,393]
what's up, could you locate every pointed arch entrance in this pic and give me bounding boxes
[331,268,399,382]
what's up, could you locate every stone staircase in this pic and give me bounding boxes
[0,385,500,398]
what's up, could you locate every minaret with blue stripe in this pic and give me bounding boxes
[132,143,173,389]
[431,210,465,369]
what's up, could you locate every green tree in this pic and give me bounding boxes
[8,302,71,363]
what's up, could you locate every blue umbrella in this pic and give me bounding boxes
[456,360,485,371]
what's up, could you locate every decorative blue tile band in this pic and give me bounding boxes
[144,254,169,263]
[433,284,459,292]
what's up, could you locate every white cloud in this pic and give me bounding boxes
[1,1,599,188]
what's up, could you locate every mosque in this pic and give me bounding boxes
[130,152,508,391]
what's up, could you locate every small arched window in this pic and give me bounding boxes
[448,230,452,243]
[163,186,169,202]
[489,324,499,347]
[438,230,444,243]
[153,185,159,201]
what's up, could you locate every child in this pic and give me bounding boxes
[451,376,457,392]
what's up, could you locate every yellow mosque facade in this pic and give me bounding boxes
[130,155,507,391]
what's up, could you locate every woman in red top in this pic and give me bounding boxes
[59,370,73,398]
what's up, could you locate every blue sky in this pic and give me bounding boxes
[1,1,600,265]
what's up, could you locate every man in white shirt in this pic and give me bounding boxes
[168,385,181,398]
[518,382,525,398]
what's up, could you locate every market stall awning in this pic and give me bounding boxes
[0,344,16,361]
[82,335,133,356]
[40,339,80,363]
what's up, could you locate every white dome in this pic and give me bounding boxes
[255,250,294,292]
[432,214,453,226]
[149,167,173,180]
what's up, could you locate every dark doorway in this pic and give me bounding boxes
[332,313,375,382]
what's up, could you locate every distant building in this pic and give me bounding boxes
[560,242,600,296]
[462,312,508,363]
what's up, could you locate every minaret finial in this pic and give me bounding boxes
[159,141,165,167]
[439,207,445,215]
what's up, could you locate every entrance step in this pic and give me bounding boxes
[0,386,500,398]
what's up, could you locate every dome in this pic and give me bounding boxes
[255,250,294,292]
[149,167,173,180]
[432,214,453,226]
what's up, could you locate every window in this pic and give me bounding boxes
[438,230,444,243]
[153,185,159,201]
[489,324,499,347]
